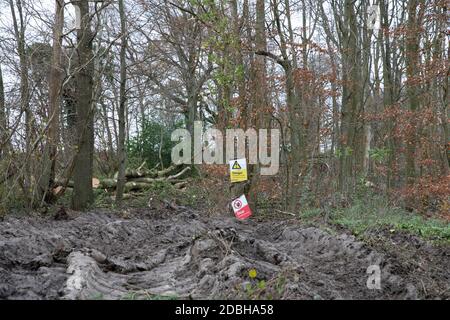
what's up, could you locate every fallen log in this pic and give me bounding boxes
[166,166,191,181]
[112,164,183,180]
[54,178,99,189]
[99,178,117,189]
[124,181,153,192]
[129,167,191,183]
[99,178,187,191]
[129,177,158,184]
[99,180,151,191]
[156,164,181,177]
[61,165,192,192]
[113,168,157,179]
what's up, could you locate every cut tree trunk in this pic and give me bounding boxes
[98,166,191,191]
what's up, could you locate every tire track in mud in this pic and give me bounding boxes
[0,209,446,299]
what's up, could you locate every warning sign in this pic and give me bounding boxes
[232,161,242,170]
[231,195,252,220]
[229,158,247,183]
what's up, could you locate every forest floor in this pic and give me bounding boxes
[0,199,449,300]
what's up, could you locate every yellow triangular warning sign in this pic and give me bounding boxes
[232,161,242,170]
[229,158,247,183]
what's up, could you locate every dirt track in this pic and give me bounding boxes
[0,207,448,300]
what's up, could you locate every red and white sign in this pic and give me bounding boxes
[231,195,252,220]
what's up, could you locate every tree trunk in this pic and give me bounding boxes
[245,0,268,212]
[100,98,114,159]
[380,0,396,189]
[338,0,361,194]
[116,0,128,205]
[405,0,423,182]
[434,3,449,175]
[442,3,450,174]
[38,0,64,204]
[228,0,249,202]
[360,1,373,178]
[0,64,7,159]
[9,0,31,203]
[230,0,247,127]
[71,0,95,211]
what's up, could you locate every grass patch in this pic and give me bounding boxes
[299,207,323,219]
[329,197,450,242]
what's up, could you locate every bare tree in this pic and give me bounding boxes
[405,0,425,181]
[0,63,6,159]
[116,0,128,204]
[38,0,64,204]
[72,0,95,210]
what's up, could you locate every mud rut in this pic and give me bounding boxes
[0,207,447,300]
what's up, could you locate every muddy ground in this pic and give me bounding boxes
[0,205,448,300]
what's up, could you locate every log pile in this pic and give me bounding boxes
[54,164,191,194]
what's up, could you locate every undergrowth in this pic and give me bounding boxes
[299,196,450,243]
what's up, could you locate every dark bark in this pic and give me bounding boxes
[116,0,128,205]
[405,0,424,181]
[338,0,362,194]
[71,0,95,211]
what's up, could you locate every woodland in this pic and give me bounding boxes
[0,0,448,300]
